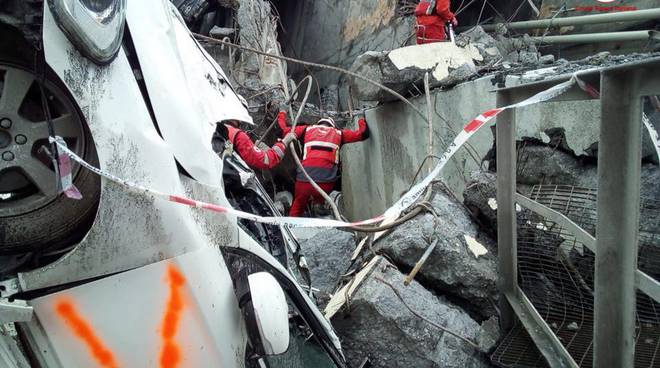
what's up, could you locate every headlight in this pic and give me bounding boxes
[48,0,127,64]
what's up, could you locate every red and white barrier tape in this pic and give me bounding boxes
[54,136,82,200]
[381,74,581,220]
[50,136,383,228]
[50,73,584,228]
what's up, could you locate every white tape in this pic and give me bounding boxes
[643,113,660,162]
[49,75,580,228]
[383,75,579,222]
[54,136,82,200]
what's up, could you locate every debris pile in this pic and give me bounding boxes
[306,184,501,365]
[373,185,498,318]
[332,257,497,368]
[348,25,546,102]
[176,1,660,366]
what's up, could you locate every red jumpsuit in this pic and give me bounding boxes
[415,0,454,44]
[226,124,286,170]
[278,112,369,217]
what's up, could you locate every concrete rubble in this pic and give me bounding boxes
[332,257,493,368]
[374,184,499,319]
[300,228,356,306]
[187,1,660,366]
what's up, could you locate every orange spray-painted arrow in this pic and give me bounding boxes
[55,299,119,368]
[159,264,187,368]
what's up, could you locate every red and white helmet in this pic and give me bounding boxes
[317,117,336,128]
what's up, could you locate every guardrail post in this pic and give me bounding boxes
[496,91,517,331]
[594,69,642,368]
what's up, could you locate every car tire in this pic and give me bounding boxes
[0,26,101,255]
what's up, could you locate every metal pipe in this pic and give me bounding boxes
[593,68,642,368]
[529,30,659,44]
[480,8,660,32]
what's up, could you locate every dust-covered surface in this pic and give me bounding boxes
[375,184,499,319]
[332,257,493,368]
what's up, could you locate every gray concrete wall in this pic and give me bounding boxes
[341,75,608,220]
[342,76,499,220]
[281,0,414,88]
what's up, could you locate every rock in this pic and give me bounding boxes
[477,316,500,353]
[209,26,236,38]
[441,63,478,87]
[539,54,556,65]
[463,171,498,239]
[235,0,283,85]
[301,228,356,304]
[456,26,502,65]
[516,143,598,188]
[375,184,498,318]
[176,0,211,24]
[349,51,427,102]
[350,42,483,102]
[587,51,611,65]
[333,258,491,368]
[519,50,539,65]
[321,84,340,112]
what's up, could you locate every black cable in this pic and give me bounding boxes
[34,49,60,189]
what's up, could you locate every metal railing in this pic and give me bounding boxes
[494,57,660,368]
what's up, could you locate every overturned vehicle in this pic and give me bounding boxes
[0,0,345,367]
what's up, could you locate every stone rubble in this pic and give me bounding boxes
[332,257,493,368]
[188,2,660,366]
[374,184,499,319]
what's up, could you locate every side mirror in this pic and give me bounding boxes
[244,272,290,356]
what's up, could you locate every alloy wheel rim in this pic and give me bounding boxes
[0,63,86,217]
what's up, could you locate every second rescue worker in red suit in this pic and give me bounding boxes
[415,0,458,44]
[278,111,370,217]
[214,119,296,169]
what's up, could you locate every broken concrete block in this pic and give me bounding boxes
[375,185,498,318]
[321,84,340,112]
[463,171,498,239]
[350,42,483,102]
[519,50,539,65]
[539,54,556,65]
[515,144,599,188]
[332,257,491,368]
[301,228,355,303]
[441,63,478,87]
[209,26,236,38]
[456,26,503,65]
[477,316,500,353]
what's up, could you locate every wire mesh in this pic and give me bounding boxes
[492,185,660,368]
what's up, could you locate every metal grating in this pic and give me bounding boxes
[492,322,549,368]
[492,185,660,367]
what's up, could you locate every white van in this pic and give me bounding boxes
[0,0,346,366]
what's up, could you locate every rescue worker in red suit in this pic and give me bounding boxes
[213,119,296,169]
[415,0,458,44]
[278,111,370,217]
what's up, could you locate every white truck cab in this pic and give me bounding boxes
[0,1,346,366]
